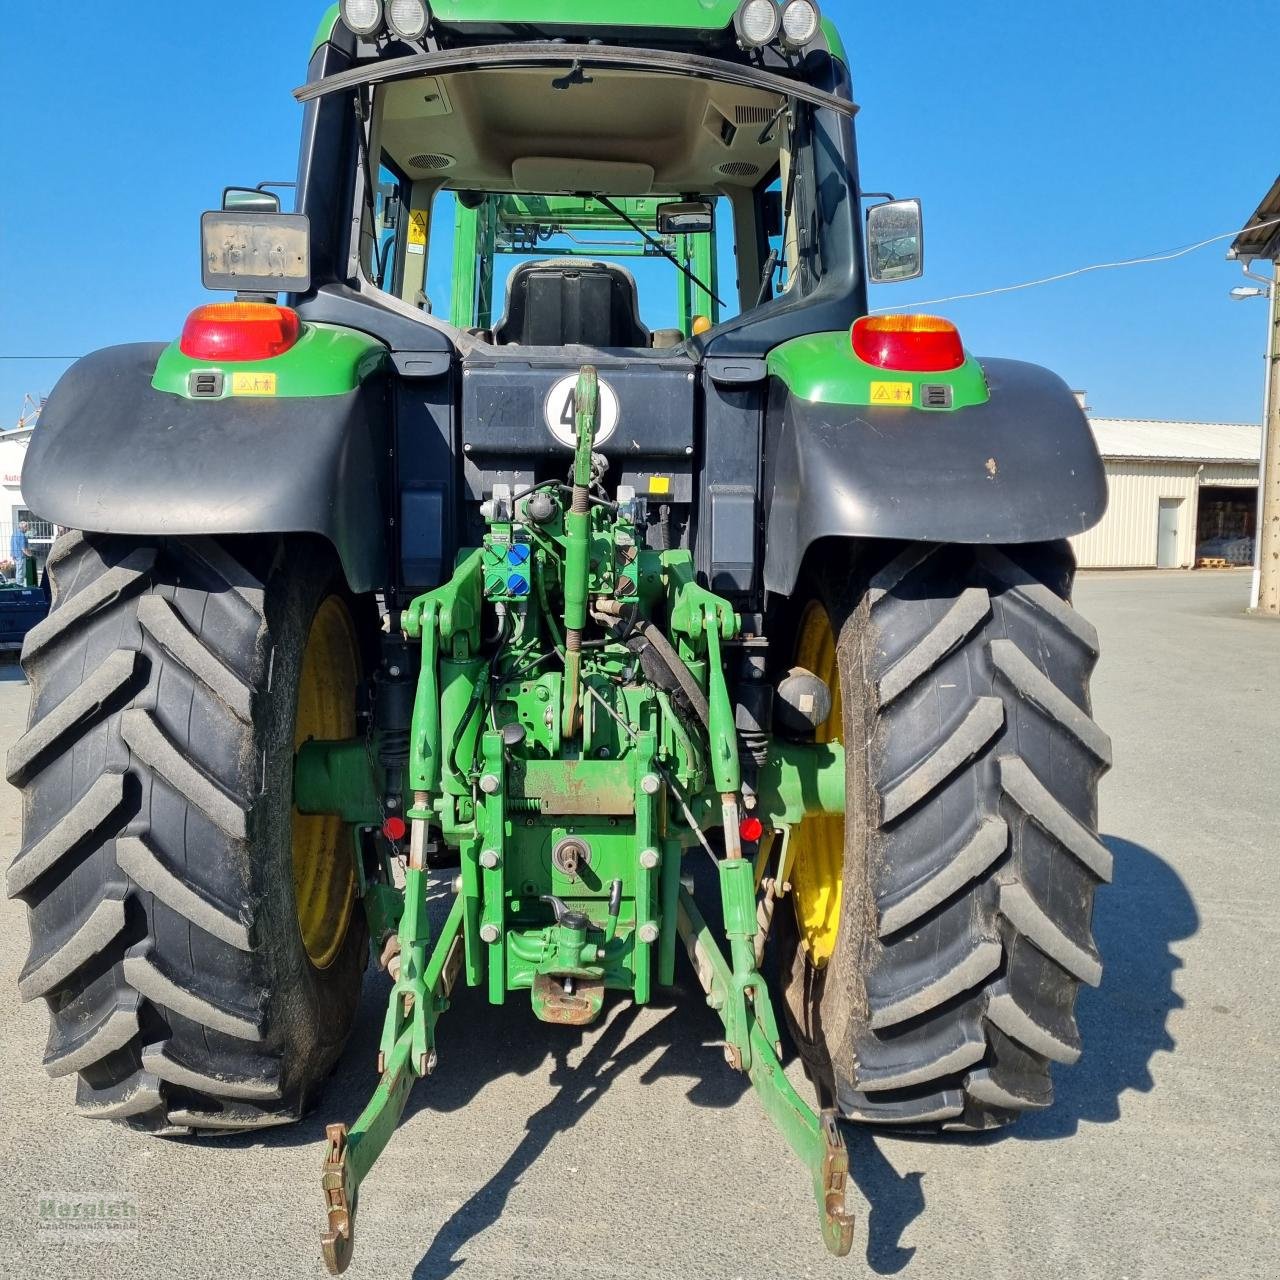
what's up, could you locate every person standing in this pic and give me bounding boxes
[9,521,37,587]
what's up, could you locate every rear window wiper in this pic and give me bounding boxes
[591,193,725,311]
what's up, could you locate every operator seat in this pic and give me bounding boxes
[493,259,652,347]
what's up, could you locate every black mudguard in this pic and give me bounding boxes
[21,344,391,593]
[762,357,1108,596]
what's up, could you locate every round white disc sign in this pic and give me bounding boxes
[544,375,620,448]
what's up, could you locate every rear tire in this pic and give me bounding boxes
[777,542,1112,1130]
[6,532,370,1134]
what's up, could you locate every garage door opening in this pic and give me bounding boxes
[1196,486,1257,566]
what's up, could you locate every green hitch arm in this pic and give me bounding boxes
[702,610,741,798]
[320,892,466,1274]
[676,886,855,1258]
[408,601,442,797]
[562,365,599,739]
[404,549,486,800]
[702,609,745,857]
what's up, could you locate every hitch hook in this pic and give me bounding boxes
[817,1108,856,1257]
[320,1124,357,1275]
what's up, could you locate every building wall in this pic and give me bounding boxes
[0,433,53,578]
[1070,460,1259,569]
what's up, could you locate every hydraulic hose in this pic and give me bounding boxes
[635,623,710,730]
[594,595,712,731]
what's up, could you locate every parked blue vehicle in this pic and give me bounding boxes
[0,580,48,653]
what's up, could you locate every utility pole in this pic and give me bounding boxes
[1255,268,1280,615]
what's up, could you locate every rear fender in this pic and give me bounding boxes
[762,353,1107,596]
[21,341,392,593]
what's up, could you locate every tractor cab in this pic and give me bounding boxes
[313,3,857,357]
[284,4,877,599]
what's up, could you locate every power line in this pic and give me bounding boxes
[0,355,82,361]
[4,213,1280,350]
[874,214,1280,313]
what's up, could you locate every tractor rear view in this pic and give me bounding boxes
[8,1,1112,1269]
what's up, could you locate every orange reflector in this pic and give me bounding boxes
[852,314,965,373]
[180,303,301,362]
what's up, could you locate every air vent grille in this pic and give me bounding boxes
[407,153,455,171]
[734,105,777,125]
[716,161,761,179]
[921,384,954,410]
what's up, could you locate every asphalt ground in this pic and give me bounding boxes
[0,568,1275,1280]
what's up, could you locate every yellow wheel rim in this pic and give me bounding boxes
[789,601,844,968]
[292,596,360,970]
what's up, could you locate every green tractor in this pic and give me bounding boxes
[9,0,1113,1269]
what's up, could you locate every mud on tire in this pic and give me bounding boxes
[6,532,369,1135]
[777,542,1113,1131]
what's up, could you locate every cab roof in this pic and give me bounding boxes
[313,2,847,61]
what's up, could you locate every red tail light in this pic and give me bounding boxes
[180,303,301,362]
[852,315,965,373]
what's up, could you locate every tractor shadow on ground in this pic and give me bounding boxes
[230,836,1190,1276]
[290,860,924,1278]
[1007,834,1196,1140]
[410,990,743,1280]
[921,834,1195,1153]
[836,834,1196,1274]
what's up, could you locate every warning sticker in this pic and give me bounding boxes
[232,372,278,397]
[870,381,914,406]
[409,211,428,247]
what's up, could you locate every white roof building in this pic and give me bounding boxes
[1088,418,1261,466]
[1071,416,1261,570]
[1,426,32,485]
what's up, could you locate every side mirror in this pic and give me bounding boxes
[222,186,282,214]
[202,206,312,294]
[657,200,715,236]
[866,198,924,284]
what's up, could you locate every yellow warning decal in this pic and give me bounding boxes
[870,381,914,406]
[649,476,672,495]
[232,372,278,397]
[409,211,429,247]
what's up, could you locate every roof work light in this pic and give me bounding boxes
[779,0,822,50]
[386,0,431,41]
[734,1,782,49]
[341,0,385,37]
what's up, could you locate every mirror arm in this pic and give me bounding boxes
[754,247,780,309]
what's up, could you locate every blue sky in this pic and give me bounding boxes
[2,0,1277,426]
